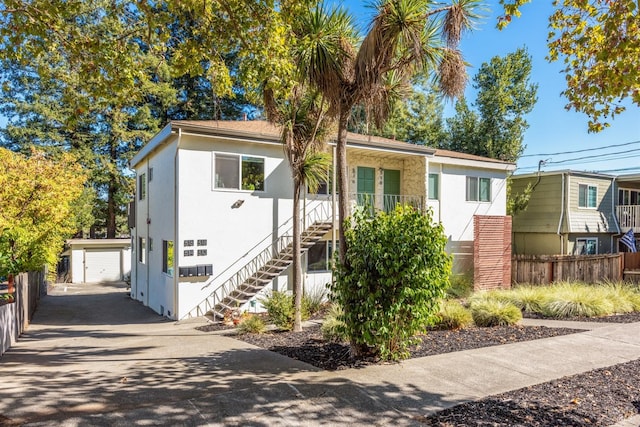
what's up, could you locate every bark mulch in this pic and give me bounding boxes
[233,323,582,371]
[422,359,640,426]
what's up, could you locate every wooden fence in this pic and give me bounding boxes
[512,254,623,285]
[1,271,45,356]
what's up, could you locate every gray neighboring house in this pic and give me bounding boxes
[511,170,620,255]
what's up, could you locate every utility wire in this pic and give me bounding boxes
[520,139,640,158]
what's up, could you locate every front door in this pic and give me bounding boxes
[383,169,401,212]
[357,167,375,210]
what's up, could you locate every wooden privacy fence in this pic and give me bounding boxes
[1,271,45,356]
[512,254,623,285]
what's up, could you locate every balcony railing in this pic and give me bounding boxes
[616,205,640,230]
[349,193,424,213]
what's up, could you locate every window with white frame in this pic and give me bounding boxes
[214,153,264,191]
[307,241,338,272]
[138,173,146,200]
[162,240,174,276]
[578,184,597,208]
[618,189,640,205]
[466,176,491,202]
[138,237,146,263]
[428,173,439,200]
[575,238,597,255]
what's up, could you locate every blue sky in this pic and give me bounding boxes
[342,0,640,175]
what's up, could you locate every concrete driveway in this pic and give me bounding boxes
[0,282,456,426]
[2,281,640,426]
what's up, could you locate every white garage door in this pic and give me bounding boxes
[84,250,122,283]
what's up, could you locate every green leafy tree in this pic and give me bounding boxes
[0,0,290,236]
[294,0,480,266]
[442,97,482,154]
[349,84,446,145]
[444,48,537,162]
[499,0,640,132]
[331,205,451,360]
[0,148,86,289]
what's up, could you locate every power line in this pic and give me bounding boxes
[520,139,640,158]
[517,150,640,172]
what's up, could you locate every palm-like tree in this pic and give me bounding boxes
[295,0,480,265]
[264,85,333,332]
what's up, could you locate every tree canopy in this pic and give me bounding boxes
[499,0,639,132]
[0,0,287,236]
[443,47,538,162]
[0,148,86,277]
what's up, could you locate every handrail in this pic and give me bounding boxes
[348,192,425,212]
[185,199,333,318]
[204,198,332,289]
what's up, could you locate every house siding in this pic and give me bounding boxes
[512,172,618,256]
[566,174,616,234]
[512,174,563,233]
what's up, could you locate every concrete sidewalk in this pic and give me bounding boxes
[1,282,639,426]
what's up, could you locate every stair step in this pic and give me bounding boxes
[197,219,333,321]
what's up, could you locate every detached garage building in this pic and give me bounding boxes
[67,239,131,283]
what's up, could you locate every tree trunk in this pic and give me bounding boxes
[106,180,117,239]
[336,107,350,266]
[292,178,303,332]
[106,135,118,239]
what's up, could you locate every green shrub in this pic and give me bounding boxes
[331,205,451,361]
[236,315,267,334]
[321,304,347,342]
[260,290,309,331]
[435,300,474,329]
[538,283,613,318]
[470,282,640,320]
[303,286,328,316]
[446,274,474,299]
[470,298,522,326]
[504,285,548,313]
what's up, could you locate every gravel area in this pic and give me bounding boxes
[423,359,640,426]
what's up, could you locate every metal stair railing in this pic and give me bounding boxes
[184,199,334,319]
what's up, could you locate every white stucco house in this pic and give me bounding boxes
[129,120,515,320]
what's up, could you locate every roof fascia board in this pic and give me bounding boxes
[328,140,435,157]
[130,123,174,168]
[179,130,284,147]
[513,170,614,180]
[431,156,516,172]
[173,121,283,143]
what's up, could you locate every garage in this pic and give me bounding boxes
[84,249,123,283]
[65,239,131,284]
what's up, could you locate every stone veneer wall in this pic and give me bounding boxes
[345,151,427,203]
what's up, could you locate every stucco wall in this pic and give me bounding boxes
[428,162,508,242]
[175,135,299,318]
[133,137,177,317]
